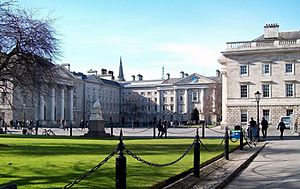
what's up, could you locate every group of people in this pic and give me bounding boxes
[248,117,299,140]
[157,120,171,138]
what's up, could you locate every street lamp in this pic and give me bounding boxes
[254,91,262,141]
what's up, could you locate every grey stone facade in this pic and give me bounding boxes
[219,24,300,127]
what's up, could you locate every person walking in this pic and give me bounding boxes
[249,117,257,140]
[277,118,286,139]
[294,118,298,134]
[261,117,269,139]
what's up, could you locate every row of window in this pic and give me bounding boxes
[241,109,294,123]
[240,83,295,98]
[240,62,295,76]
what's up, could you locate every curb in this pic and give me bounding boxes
[215,142,267,189]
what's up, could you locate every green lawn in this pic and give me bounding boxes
[0,135,237,189]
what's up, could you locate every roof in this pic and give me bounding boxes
[100,78,120,86]
[161,78,181,84]
[253,31,300,41]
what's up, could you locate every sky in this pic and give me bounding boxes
[17,0,300,80]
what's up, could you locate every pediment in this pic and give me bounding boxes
[86,75,105,84]
[174,73,216,85]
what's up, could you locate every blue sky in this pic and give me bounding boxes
[18,0,300,80]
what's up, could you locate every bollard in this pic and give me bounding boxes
[70,124,72,137]
[153,124,156,139]
[111,124,113,136]
[202,122,205,139]
[240,126,243,150]
[4,120,7,134]
[224,127,229,160]
[35,122,38,135]
[194,128,200,178]
[116,130,126,189]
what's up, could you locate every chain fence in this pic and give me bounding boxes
[125,140,195,167]
[167,128,198,135]
[114,127,153,134]
[199,137,225,152]
[63,146,119,189]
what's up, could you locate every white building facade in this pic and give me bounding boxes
[219,24,300,127]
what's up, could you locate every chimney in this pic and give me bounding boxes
[131,75,136,81]
[101,68,107,75]
[216,69,221,77]
[137,74,143,81]
[108,70,114,76]
[180,71,185,78]
[185,73,189,77]
[264,23,279,39]
[166,73,170,79]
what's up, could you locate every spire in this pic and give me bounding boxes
[117,56,125,81]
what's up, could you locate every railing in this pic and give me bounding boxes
[63,127,248,189]
[226,39,300,50]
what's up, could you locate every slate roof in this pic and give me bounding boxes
[253,31,300,41]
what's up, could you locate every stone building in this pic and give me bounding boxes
[0,57,221,127]
[119,71,221,126]
[218,24,300,127]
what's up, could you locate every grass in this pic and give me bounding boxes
[0,135,237,189]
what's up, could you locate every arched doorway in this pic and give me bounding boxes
[191,108,199,124]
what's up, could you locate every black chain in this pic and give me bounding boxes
[207,127,225,135]
[63,147,118,189]
[125,140,194,167]
[199,138,225,152]
[167,128,197,134]
[229,138,239,143]
[114,127,152,134]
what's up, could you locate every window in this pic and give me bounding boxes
[180,96,183,102]
[141,92,145,95]
[240,65,248,76]
[262,84,270,97]
[170,105,174,111]
[147,92,151,95]
[154,98,157,103]
[154,106,157,111]
[192,91,198,102]
[240,85,248,98]
[170,97,174,102]
[148,106,151,111]
[285,83,294,97]
[263,109,270,122]
[162,105,166,111]
[241,110,248,123]
[286,109,293,116]
[262,64,270,75]
[163,97,166,102]
[285,63,294,74]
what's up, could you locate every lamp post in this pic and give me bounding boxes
[254,91,262,142]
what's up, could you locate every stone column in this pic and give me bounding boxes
[174,89,178,113]
[60,87,65,121]
[221,70,228,127]
[68,87,74,121]
[200,89,204,113]
[185,89,189,113]
[39,93,44,121]
[157,90,161,113]
[50,87,56,121]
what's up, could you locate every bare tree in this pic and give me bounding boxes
[0,1,60,106]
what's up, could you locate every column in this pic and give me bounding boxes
[221,70,228,127]
[157,90,161,113]
[174,89,178,113]
[200,89,204,113]
[185,89,189,113]
[50,87,55,121]
[60,87,65,120]
[68,87,74,121]
[39,93,44,121]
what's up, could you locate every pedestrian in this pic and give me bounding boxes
[249,117,257,140]
[158,119,164,138]
[79,119,85,130]
[277,118,286,139]
[261,117,269,139]
[294,118,298,133]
